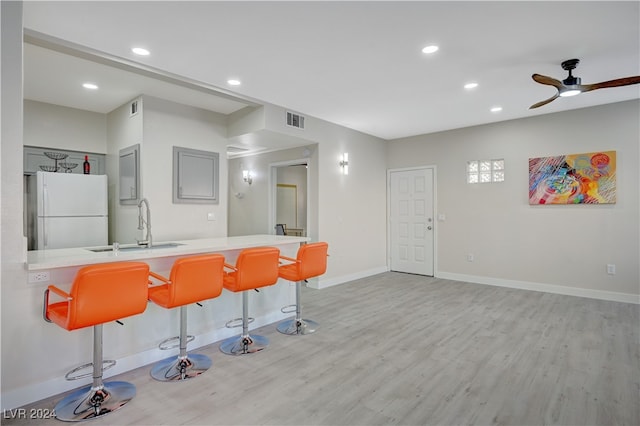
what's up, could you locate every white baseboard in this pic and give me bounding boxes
[437,271,640,304]
[0,311,289,411]
[309,266,389,289]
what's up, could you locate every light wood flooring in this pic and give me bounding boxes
[4,272,639,425]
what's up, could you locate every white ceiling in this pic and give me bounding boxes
[24,43,254,116]
[22,1,640,142]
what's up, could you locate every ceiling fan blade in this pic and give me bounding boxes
[532,73,564,89]
[580,76,640,93]
[529,93,560,109]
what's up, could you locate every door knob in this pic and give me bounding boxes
[427,226,432,230]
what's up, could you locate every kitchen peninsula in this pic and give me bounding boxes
[27,234,309,270]
[23,234,309,406]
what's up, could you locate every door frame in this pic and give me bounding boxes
[387,165,438,276]
[269,158,310,236]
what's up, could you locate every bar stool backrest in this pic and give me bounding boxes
[68,262,150,330]
[227,247,280,292]
[167,254,225,307]
[297,242,329,280]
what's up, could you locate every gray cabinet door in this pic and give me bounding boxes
[173,146,219,204]
[119,144,140,205]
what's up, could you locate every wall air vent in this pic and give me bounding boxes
[129,100,139,117]
[286,111,305,129]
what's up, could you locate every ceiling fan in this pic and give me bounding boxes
[530,59,640,109]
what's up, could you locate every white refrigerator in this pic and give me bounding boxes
[29,171,108,250]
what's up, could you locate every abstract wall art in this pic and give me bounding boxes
[529,151,616,205]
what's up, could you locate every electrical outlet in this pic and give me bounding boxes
[467,254,474,262]
[607,264,616,275]
[28,271,50,283]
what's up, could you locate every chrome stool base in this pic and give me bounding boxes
[150,353,211,381]
[54,381,135,422]
[277,318,319,335]
[220,334,268,355]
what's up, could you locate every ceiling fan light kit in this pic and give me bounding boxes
[530,58,640,109]
[560,89,581,98]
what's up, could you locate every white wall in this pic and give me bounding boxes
[24,100,107,153]
[22,95,230,246]
[228,103,389,287]
[107,96,143,244]
[387,100,640,301]
[315,125,389,286]
[227,105,265,138]
[1,0,32,406]
[138,95,229,241]
[228,145,316,236]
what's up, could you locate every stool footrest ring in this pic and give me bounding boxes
[280,304,297,314]
[158,335,195,350]
[64,360,116,381]
[225,317,254,328]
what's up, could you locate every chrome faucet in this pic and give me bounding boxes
[137,198,152,247]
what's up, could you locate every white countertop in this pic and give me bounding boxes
[26,234,309,270]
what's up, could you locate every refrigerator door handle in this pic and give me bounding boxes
[43,184,48,248]
[43,183,48,213]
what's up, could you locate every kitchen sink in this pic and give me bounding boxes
[87,243,184,252]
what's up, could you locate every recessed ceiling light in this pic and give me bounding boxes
[131,47,150,56]
[421,45,439,54]
[490,106,503,113]
[82,83,98,90]
[464,82,478,90]
[227,79,241,86]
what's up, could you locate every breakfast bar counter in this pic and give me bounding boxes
[27,234,309,270]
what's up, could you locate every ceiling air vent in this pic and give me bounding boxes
[227,145,250,153]
[286,111,305,129]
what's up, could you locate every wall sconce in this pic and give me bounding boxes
[242,170,253,185]
[339,153,349,175]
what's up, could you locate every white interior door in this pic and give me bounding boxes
[389,168,434,275]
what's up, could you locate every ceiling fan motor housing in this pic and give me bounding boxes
[561,59,581,86]
[563,76,581,86]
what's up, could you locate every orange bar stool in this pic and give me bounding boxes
[219,247,280,355]
[43,262,150,422]
[147,254,225,381]
[277,242,328,335]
